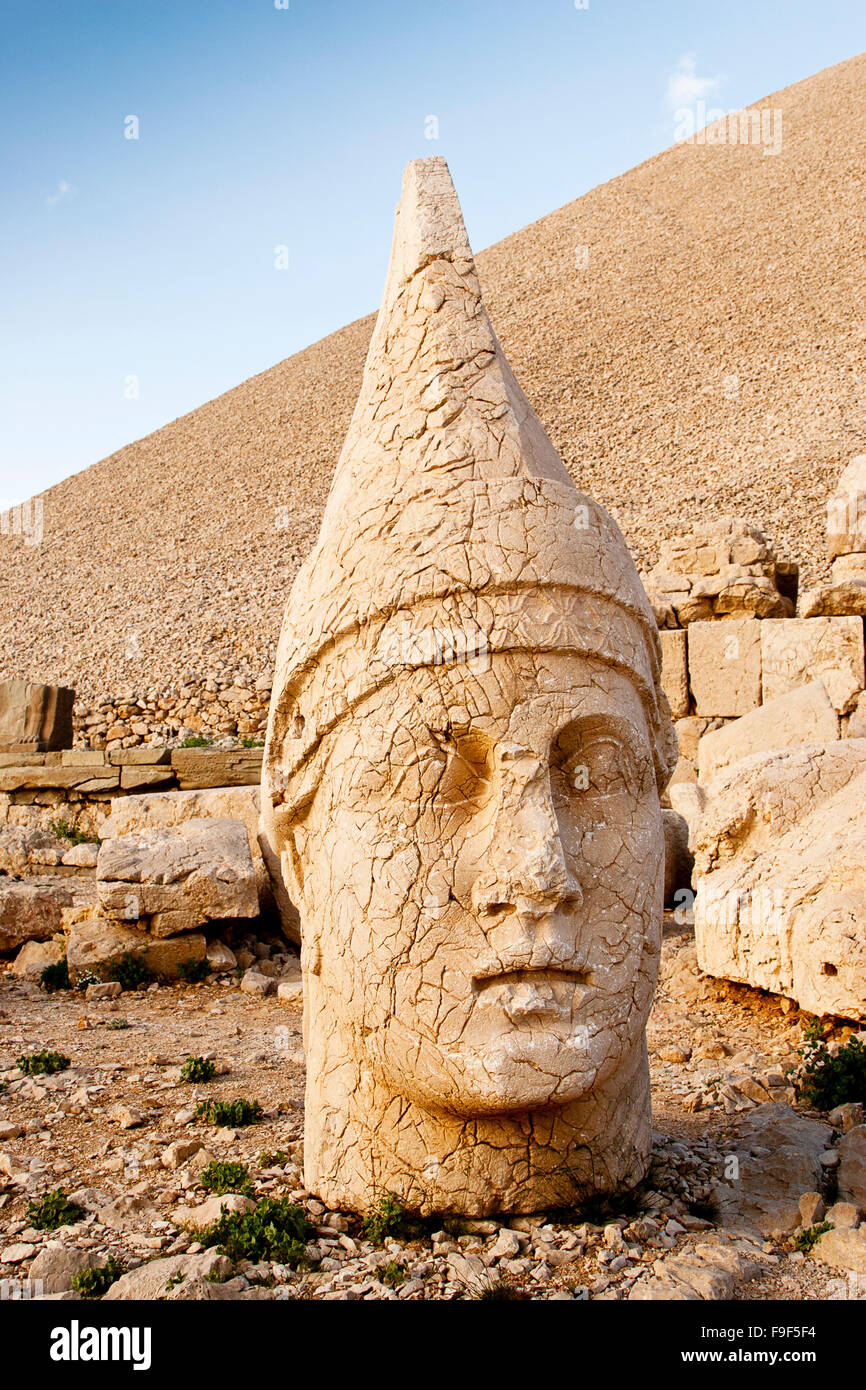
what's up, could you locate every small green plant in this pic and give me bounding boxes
[180,735,212,748]
[794,1221,833,1254]
[377,1260,406,1288]
[362,1193,407,1246]
[48,818,98,846]
[71,1256,124,1298]
[178,958,210,984]
[259,1149,292,1168]
[196,1097,263,1127]
[165,1270,187,1289]
[181,1055,216,1084]
[106,952,154,992]
[106,1017,130,1030]
[200,1161,253,1197]
[27,1189,84,1230]
[198,1196,312,1266]
[17,1050,70,1076]
[240,737,264,748]
[40,958,70,993]
[793,1026,866,1110]
[75,970,100,993]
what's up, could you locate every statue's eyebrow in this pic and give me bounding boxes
[551,713,650,765]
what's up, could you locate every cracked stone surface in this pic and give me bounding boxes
[261,157,676,1216]
[694,741,866,1020]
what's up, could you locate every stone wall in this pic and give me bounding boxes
[72,678,272,750]
[0,746,264,839]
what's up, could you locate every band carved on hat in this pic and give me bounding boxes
[264,584,674,817]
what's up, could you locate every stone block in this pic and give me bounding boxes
[60,750,107,766]
[697,681,839,783]
[838,1126,866,1208]
[66,917,206,982]
[10,938,66,979]
[760,616,865,715]
[109,748,172,766]
[694,741,866,1019]
[119,766,176,791]
[0,680,75,752]
[826,455,866,560]
[659,630,689,719]
[0,766,120,793]
[99,786,262,859]
[687,618,761,717]
[96,817,258,934]
[0,876,97,952]
[170,749,263,790]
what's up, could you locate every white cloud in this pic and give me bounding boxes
[46,179,77,207]
[666,53,724,110]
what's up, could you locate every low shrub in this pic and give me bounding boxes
[40,959,70,993]
[48,818,98,846]
[196,1098,263,1127]
[17,1050,70,1075]
[200,1161,253,1197]
[793,1027,866,1110]
[27,1189,84,1230]
[71,1256,124,1298]
[178,958,210,984]
[259,1149,291,1169]
[180,1056,216,1084]
[362,1194,407,1246]
[794,1222,833,1254]
[106,953,154,992]
[198,1196,312,1266]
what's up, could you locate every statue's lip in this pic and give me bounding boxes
[472,965,592,991]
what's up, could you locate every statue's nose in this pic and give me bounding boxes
[470,757,582,921]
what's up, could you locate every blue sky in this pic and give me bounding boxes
[1,0,864,503]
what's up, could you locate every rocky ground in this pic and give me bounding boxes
[0,914,861,1302]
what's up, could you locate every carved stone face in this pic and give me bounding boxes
[290,649,663,1118]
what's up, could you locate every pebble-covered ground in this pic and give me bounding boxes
[0,918,856,1302]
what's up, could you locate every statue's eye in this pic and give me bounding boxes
[556,732,646,799]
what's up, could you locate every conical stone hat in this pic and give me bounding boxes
[264,157,675,823]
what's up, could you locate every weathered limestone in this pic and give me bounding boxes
[760,616,865,715]
[694,742,866,1020]
[261,158,676,1216]
[826,455,866,562]
[100,786,261,857]
[96,817,258,936]
[170,748,263,790]
[812,1225,866,1275]
[642,521,795,627]
[687,618,762,717]
[98,785,280,930]
[659,630,689,719]
[838,1125,866,1207]
[697,681,839,784]
[727,1104,833,1236]
[0,679,75,752]
[66,917,206,983]
[10,937,66,979]
[800,580,866,619]
[0,876,96,952]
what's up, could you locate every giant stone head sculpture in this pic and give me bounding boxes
[261,158,676,1216]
